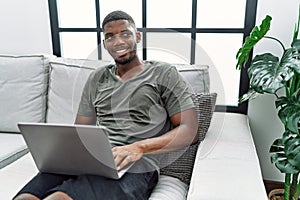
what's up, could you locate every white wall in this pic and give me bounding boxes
[248,0,299,182]
[0,0,52,54]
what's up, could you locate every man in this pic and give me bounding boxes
[14,10,198,200]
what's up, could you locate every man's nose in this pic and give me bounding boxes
[113,34,126,44]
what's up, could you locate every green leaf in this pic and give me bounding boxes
[270,138,284,153]
[247,53,294,94]
[275,159,299,174]
[281,47,300,74]
[236,15,272,69]
[275,96,289,109]
[292,5,300,43]
[278,105,294,126]
[238,89,258,104]
[270,137,300,173]
[287,112,300,133]
[284,132,300,170]
[271,152,286,162]
[277,91,300,132]
[282,130,296,144]
[291,39,300,51]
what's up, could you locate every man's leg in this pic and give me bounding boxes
[13,173,75,200]
[44,191,73,200]
[47,170,158,200]
[14,193,40,200]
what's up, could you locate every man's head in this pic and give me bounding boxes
[102,10,136,30]
[102,11,141,65]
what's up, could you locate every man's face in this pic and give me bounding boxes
[103,20,141,65]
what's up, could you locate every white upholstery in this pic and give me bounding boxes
[46,58,111,124]
[0,55,51,132]
[0,153,37,199]
[174,64,210,93]
[187,112,268,200]
[149,175,188,200]
[0,133,28,169]
[0,112,268,200]
[0,54,267,200]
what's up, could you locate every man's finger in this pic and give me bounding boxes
[117,156,132,170]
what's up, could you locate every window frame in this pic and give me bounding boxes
[48,0,258,114]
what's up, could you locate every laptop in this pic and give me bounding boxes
[18,122,133,179]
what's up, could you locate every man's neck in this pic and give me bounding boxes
[115,58,144,81]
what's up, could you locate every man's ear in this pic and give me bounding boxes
[103,40,107,49]
[136,31,141,43]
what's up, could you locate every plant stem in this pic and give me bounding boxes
[264,36,286,51]
[297,181,300,199]
[285,174,291,200]
[290,173,299,200]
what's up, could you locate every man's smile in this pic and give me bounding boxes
[113,47,130,56]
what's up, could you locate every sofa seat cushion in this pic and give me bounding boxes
[149,175,188,200]
[0,153,37,199]
[0,153,187,200]
[0,133,28,169]
[0,55,51,132]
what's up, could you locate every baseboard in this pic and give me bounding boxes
[264,179,284,194]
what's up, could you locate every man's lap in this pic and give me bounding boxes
[15,170,158,200]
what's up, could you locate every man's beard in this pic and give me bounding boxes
[114,44,138,65]
[114,51,136,65]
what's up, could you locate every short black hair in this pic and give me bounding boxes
[102,10,135,29]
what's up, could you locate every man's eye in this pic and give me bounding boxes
[105,36,113,41]
[121,32,131,38]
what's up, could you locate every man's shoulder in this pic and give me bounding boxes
[88,63,113,80]
[146,60,176,72]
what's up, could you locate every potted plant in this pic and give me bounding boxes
[236,7,300,200]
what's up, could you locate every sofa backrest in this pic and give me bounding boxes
[45,58,210,124]
[0,54,210,133]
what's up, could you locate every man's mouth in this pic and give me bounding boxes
[116,49,127,54]
[113,47,129,56]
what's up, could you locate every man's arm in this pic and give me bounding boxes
[113,108,198,170]
[75,115,96,125]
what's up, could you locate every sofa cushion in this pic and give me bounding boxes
[46,58,111,123]
[0,55,51,132]
[175,64,209,93]
[160,93,217,185]
[0,133,28,169]
[149,175,188,200]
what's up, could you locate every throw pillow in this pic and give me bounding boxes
[0,55,51,132]
[160,93,217,185]
[46,58,111,124]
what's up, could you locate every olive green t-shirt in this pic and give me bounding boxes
[77,60,194,169]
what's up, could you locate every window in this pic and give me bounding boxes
[48,0,258,114]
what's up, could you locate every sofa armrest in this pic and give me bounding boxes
[0,133,28,169]
[187,112,268,200]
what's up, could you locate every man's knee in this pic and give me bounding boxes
[13,193,40,200]
[44,191,73,200]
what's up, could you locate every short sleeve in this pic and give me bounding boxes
[77,72,96,117]
[160,67,195,116]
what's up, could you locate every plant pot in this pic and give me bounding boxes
[268,189,300,200]
[268,189,284,200]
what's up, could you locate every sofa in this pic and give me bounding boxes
[0,54,268,200]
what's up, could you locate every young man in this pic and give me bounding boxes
[14,10,198,200]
